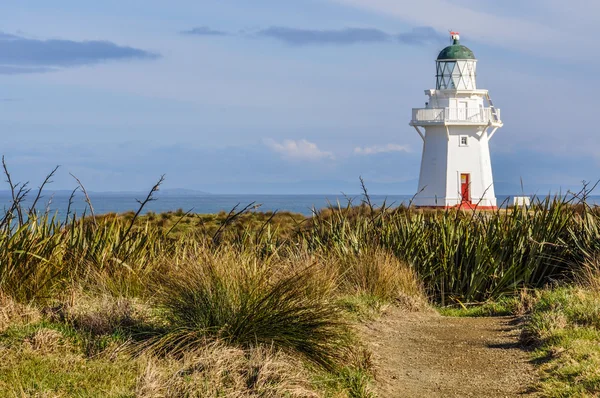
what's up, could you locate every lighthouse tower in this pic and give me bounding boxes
[410,32,502,209]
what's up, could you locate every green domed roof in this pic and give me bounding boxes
[437,39,475,60]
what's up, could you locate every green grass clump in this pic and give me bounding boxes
[337,294,384,321]
[438,296,523,317]
[313,366,376,398]
[0,324,139,397]
[521,288,600,345]
[519,286,600,396]
[0,350,138,397]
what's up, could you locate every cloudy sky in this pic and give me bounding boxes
[0,0,598,194]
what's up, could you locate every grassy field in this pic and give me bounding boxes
[2,172,600,396]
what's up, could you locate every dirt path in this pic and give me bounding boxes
[360,307,538,397]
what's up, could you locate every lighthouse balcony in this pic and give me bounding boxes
[410,107,501,126]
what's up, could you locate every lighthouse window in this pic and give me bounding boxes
[460,136,468,146]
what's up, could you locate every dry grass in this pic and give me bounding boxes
[135,343,319,398]
[577,256,600,293]
[64,293,146,333]
[37,290,156,339]
[22,328,66,354]
[0,293,40,333]
[332,249,428,311]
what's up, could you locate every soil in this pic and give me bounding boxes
[360,307,538,397]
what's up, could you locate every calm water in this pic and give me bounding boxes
[1,192,598,217]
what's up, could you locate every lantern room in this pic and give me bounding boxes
[435,32,477,90]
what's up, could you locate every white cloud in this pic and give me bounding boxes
[264,138,334,161]
[329,0,593,59]
[354,143,410,155]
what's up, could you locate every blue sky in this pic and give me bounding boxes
[0,0,598,194]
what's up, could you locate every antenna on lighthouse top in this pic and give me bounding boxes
[449,31,460,43]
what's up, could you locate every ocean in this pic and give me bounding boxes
[0,192,597,218]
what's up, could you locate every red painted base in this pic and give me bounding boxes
[416,203,498,211]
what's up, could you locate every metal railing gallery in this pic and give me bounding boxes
[411,107,500,124]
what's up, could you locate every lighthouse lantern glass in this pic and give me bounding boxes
[436,60,477,90]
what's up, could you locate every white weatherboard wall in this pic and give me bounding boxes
[416,125,448,206]
[414,121,496,208]
[445,126,495,207]
[410,35,502,209]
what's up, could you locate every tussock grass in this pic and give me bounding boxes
[153,247,351,370]
[332,248,427,310]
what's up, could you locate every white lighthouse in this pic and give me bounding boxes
[410,32,502,209]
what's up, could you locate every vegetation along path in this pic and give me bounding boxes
[361,307,538,397]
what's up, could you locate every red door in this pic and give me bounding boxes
[460,173,471,203]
